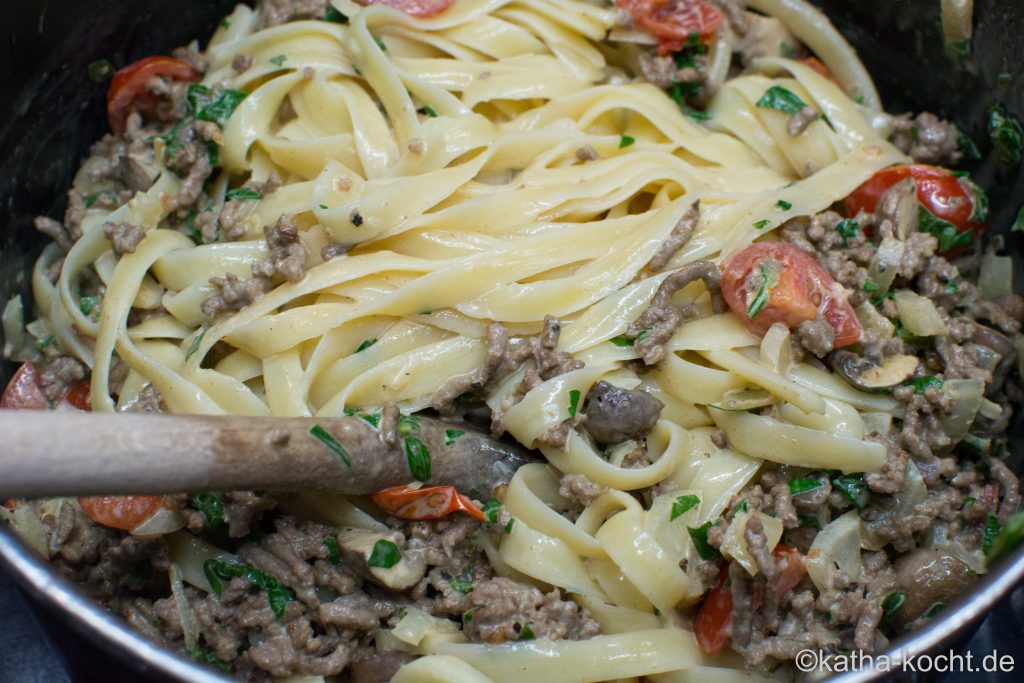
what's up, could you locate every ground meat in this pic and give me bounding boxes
[649,200,699,272]
[34,216,77,252]
[212,173,283,242]
[627,260,724,364]
[89,113,160,195]
[165,119,220,211]
[787,106,819,136]
[103,222,146,256]
[39,356,86,403]
[890,112,963,166]
[258,0,330,27]
[201,273,273,318]
[990,459,1022,523]
[744,516,779,581]
[232,54,253,73]
[223,491,277,538]
[899,232,939,279]
[575,144,598,161]
[172,45,209,74]
[635,53,684,89]
[321,242,352,260]
[433,323,510,416]
[582,381,663,445]
[129,384,166,413]
[559,473,608,507]
[795,316,834,357]
[349,649,415,683]
[462,577,599,644]
[252,214,307,283]
[738,13,794,66]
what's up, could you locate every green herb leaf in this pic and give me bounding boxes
[87,58,114,83]
[966,181,990,223]
[225,187,261,201]
[747,263,778,319]
[619,135,636,149]
[355,338,378,353]
[374,36,387,51]
[911,375,943,395]
[518,623,536,640]
[449,565,474,593]
[323,6,349,23]
[79,295,100,316]
[1011,206,1024,233]
[789,478,823,495]
[220,18,231,29]
[779,42,798,59]
[797,513,822,530]
[404,435,431,481]
[687,521,720,560]
[444,428,466,446]
[753,219,770,230]
[608,335,634,347]
[988,105,1023,168]
[203,559,295,618]
[922,602,945,619]
[731,499,749,515]
[755,86,807,115]
[634,327,652,343]
[775,199,792,211]
[318,203,328,210]
[84,189,115,208]
[880,590,905,630]
[862,279,880,293]
[187,644,234,673]
[35,336,56,352]
[987,510,1024,561]
[481,497,502,524]
[830,472,869,510]
[422,104,438,117]
[684,108,711,122]
[269,54,288,67]
[670,494,700,521]
[983,511,1001,555]
[309,424,353,467]
[191,492,225,530]
[567,389,581,418]
[367,539,402,569]
[957,127,982,162]
[397,414,420,435]
[324,537,341,565]
[918,207,972,253]
[949,39,970,55]
[835,218,859,247]
[185,329,206,360]
[187,85,248,127]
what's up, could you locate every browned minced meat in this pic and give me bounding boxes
[39,355,86,403]
[167,120,220,212]
[890,112,963,166]
[251,214,307,283]
[787,105,820,136]
[432,323,511,416]
[103,222,146,256]
[89,112,161,196]
[232,54,253,73]
[575,144,599,161]
[258,0,330,28]
[462,577,599,644]
[201,272,273,318]
[559,473,608,507]
[33,216,78,252]
[649,200,699,272]
[129,384,167,414]
[195,173,285,243]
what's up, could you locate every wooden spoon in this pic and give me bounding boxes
[0,411,531,499]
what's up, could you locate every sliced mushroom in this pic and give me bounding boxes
[336,527,426,591]
[972,322,1017,392]
[831,350,919,391]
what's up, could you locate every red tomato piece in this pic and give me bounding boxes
[844,164,986,253]
[800,56,835,82]
[357,0,455,18]
[616,0,724,55]
[773,544,806,594]
[371,484,486,522]
[107,56,200,134]
[1,362,48,410]
[720,242,862,348]
[64,382,92,411]
[694,564,732,654]
[78,496,166,531]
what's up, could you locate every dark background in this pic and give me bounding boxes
[0,0,1022,681]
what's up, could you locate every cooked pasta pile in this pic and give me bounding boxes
[17,0,984,680]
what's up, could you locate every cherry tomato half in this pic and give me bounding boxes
[694,564,732,654]
[78,495,166,532]
[107,56,200,134]
[721,242,862,349]
[616,0,724,55]
[64,381,92,411]
[1,362,48,410]
[773,543,806,594]
[371,484,486,522]
[844,164,987,253]
[357,0,455,18]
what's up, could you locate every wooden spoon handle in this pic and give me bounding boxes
[0,411,530,499]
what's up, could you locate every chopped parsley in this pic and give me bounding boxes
[444,428,466,446]
[684,108,711,122]
[918,207,972,252]
[225,187,261,201]
[397,414,420,435]
[269,54,288,67]
[911,375,943,395]
[323,537,342,565]
[422,104,438,117]
[404,435,431,481]
[753,219,770,230]
[797,513,822,530]
[789,478,823,495]
[185,329,206,360]
[203,559,295,618]
[187,644,234,673]
[862,279,880,293]
[84,189,115,208]
[775,199,792,211]
[880,590,905,630]
[567,389,581,418]
[449,565,474,593]
[318,203,328,210]
[830,472,869,510]
[191,492,225,530]
[731,499,749,515]
[219,18,231,29]
[957,127,982,162]
[634,327,652,343]
[670,494,700,521]
[87,58,114,83]
[35,336,56,352]
[687,521,720,560]
[987,510,1024,561]
[309,424,353,467]
[1011,206,1024,233]
[835,218,859,247]
[481,497,502,525]
[187,84,248,127]
[949,39,970,55]
[79,296,100,316]
[367,539,402,569]
[518,623,536,640]
[619,135,636,149]
[323,6,349,23]
[746,263,778,319]
[355,338,378,353]
[755,86,807,115]
[982,512,1001,555]
[608,335,634,347]
[922,602,945,619]
[988,105,1023,168]
[779,42,798,59]
[374,36,387,51]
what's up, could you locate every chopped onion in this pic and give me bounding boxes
[856,301,896,339]
[166,531,238,592]
[759,322,792,373]
[979,254,1013,300]
[1,503,50,559]
[868,238,903,293]
[806,511,863,592]
[861,411,893,435]
[720,511,783,577]
[894,290,948,337]
[392,606,462,647]
[941,379,985,443]
[607,27,658,45]
[979,398,1004,421]
[169,563,200,651]
[130,506,186,537]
